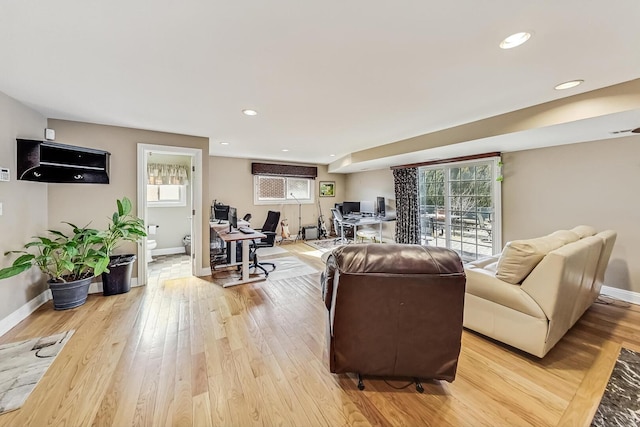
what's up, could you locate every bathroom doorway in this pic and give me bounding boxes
[137,144,203,285]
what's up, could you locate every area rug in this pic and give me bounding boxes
[267,256,319,281]
[256,246,289,257]
[304,239,347,253]
[591,348,640,426]
[0,330,74,414]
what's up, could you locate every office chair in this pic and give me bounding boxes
[249,210,281,274]
[331,208,354,243]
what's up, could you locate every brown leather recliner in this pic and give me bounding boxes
[321,244,466,390]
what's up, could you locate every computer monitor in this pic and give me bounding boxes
[376,196,385,217]
[360,200,375,215]
[228,207,238,233]
[213,203,229,223]
[342,201,360,215]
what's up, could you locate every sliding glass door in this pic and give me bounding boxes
[418,158,501,262]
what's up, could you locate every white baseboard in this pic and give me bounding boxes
[0,289,51,337]
[199,267,212,276]
[151,247,186,256]
[601,285,640,305]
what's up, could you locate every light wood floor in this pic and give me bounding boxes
[0,242,638,426]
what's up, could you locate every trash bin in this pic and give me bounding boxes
[102,254,136,296]
[183,235,192,256]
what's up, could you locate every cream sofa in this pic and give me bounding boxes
[463,226,616,357]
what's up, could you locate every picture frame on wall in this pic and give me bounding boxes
[319,181,335,197]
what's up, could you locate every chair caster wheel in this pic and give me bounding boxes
[357,373,365,391]
[416,383,424,393]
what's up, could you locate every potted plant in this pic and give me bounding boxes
[0,223,110,310]
[99,197,146,295]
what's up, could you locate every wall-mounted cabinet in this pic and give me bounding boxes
[17,139,110,184]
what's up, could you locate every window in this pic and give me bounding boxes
[254,175,315,204]
[147,184,187,207]
[419,158,501,262]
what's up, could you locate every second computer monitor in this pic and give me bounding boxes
[377,196,385,217]
[342,201,360,215]
[360,200,375,215]
[228,207,238,232]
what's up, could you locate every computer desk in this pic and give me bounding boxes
[211,220,266,287]
[336,214,396,244]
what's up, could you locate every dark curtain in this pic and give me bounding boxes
[393,167,420,244]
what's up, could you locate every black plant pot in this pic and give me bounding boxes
[102,254,136,296]
[49,277,92,310]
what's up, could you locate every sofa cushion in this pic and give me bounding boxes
[496,235,565,284]
[465,267,547,319]
[548,230,580,245]
[571,225,597,238]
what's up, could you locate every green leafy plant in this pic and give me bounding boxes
[0,196,145,283]
[99,197,147,262]
[0,223,110,282]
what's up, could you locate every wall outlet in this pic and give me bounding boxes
[0,167,8,182]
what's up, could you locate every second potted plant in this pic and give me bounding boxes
[99,197,147,295]
[0,223,110,310]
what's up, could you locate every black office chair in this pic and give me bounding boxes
[331,208,354,243]
[248,210,281,275]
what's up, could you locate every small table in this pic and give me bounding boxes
[216,228,266,287]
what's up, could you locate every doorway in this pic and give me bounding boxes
[137,144,203,285]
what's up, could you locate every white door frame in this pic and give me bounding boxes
[137,143,203,284]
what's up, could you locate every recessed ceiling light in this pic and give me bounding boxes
[242,109,258,116]
[219,142,229,145]
[282,149,289,152]
[499,32,531,49]
[329,154,336,157]
[554,80,584,90]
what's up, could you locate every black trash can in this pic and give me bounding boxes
[102,254,136,296]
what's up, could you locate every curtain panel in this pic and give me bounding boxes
[393,167,420,244]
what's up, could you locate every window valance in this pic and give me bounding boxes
[147,163,189,185]
[251,162,317,179]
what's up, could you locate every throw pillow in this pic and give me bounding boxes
[571,225,597,238]
[496,235,565,284]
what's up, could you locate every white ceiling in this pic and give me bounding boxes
[1,1,639,171]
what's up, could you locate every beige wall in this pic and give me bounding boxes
[345,168,396,242]
[344,137,639,294]
[47,120,209,273]
[502,134,640,293]
[0,92,49,320]
[209,156,345,237]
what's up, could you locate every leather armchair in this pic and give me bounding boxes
[321,244,466,390]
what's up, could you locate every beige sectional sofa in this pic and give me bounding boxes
[463,226,616,357]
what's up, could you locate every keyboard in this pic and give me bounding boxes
[239,227,255,234]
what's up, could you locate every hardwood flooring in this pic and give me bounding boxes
[0,242,638,426]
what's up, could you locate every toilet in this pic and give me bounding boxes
[147,239,157,262]
[147,224,158,262]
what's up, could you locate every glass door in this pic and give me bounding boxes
[419,158,501,263]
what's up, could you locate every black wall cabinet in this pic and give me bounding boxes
[17,139,110,184]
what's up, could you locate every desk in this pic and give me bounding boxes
[216,228,266,287]
[336,215,396,244]
[209,221,267,288]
